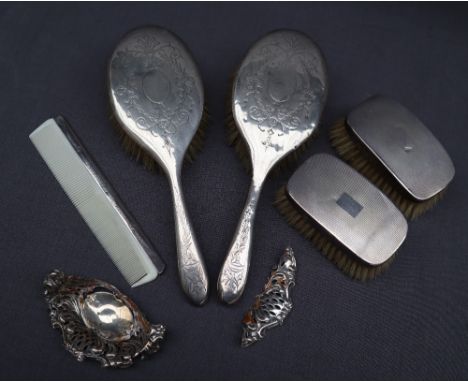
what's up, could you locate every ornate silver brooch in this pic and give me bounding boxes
[44,270,166,368]
[241,247,296,347]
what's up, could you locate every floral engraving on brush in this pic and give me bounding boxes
[179,210,208,297]
[111,32,196,139]
[221,198,257,294]
[221,266,243,294]
[184,263,208,297]
[238,32,326,150]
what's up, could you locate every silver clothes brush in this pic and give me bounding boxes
[330,95,455,219]
[30,117,165,287]
[108,26,209,305]
[218,30,328,304]
[276,153,408,281]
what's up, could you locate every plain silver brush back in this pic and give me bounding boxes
[287,154,408,266]
[347,95,455,201]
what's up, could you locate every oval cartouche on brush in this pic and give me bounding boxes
[218,30,328,304]
[330,95,455,219]
[276,153,408,281]
[108,26,209,305]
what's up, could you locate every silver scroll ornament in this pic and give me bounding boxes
[241,247,296,347]
[44,270,166,368]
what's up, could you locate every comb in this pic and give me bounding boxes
[30,116,165,287]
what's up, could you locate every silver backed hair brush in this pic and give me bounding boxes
[329,95,455,219]
[30,117,165,287]
[108,26,209,305]
[218,30,328,304]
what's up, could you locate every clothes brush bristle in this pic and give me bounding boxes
[274,185,394,281]
[329,119,445,220]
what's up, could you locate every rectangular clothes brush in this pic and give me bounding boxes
[275,153,408,281]
[30,116,165,287]
[329,95,455,219]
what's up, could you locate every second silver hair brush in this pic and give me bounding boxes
[217,30,328,304]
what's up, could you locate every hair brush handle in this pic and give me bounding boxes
[169,167,209,305]
[218,178,263,304]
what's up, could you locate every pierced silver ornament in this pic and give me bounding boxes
[241,247,296,347]
[44,270,166,368]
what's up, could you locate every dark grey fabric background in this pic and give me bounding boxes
[1,2,467,380]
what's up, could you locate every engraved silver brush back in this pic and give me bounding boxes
[109,27,208,305]
[287,154,408,265]
[218,30,328,304]
[347,95,455,201]
[109,27,204,167]
[232,30,328,175]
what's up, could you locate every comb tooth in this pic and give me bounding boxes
[30,118,164,287]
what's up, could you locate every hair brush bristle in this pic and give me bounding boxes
[275,185,395,281]
[225,73,316,176]
[110,106,209,172]
[329,119,445,220]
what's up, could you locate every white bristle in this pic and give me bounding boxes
[30,118,164,287]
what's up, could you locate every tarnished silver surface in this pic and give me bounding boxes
[109,26,209,305]
[347,95,455,201]
[287,154,407,265]
[241,247,296,347]
[44,270,165,368]
[218,30,327,304]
